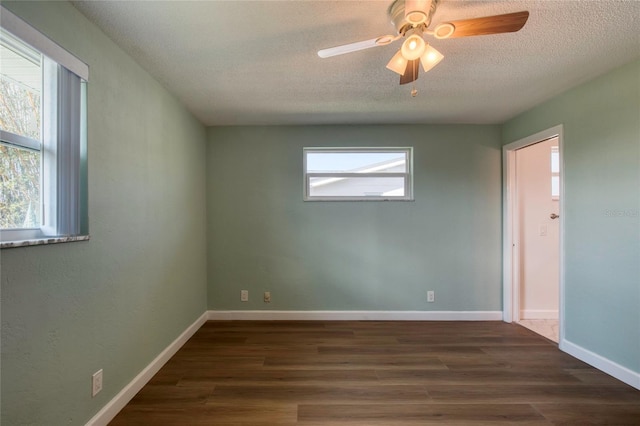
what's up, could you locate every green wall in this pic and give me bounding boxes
[1,1,636,424]
[502,59,640,373]
[0,2,208,425]
[207,125,503,311]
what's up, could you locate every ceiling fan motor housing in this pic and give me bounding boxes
[388,0,440,35]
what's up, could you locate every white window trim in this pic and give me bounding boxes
[0,6,88,81]
[303,147,414,201]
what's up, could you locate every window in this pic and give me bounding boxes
[551,146,559,200]
[304,147,413,201]
[1,7,88,243]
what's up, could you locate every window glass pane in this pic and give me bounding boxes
[0,143,40,228]
[550,147,559,173]
[306,152,406,173]
[551,176,560,199]
[309,177,405,197]
[0,32,41,141]
[551,146,559,199]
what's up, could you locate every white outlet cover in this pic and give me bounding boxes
[539,224,547,236]
[92,369,103,397]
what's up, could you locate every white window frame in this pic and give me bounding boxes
[1,6,88,244]
[303,147,413,201]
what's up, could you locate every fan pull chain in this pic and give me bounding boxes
[411,61,418,97]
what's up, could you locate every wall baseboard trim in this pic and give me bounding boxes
[520,309,559,320]
[85,311,208,426]
[206,310,503,321]
[560,339,640,390]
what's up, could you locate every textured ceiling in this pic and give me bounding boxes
[71,0,640,126]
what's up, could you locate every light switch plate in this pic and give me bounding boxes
[539,225,547,236]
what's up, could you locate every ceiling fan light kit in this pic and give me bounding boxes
[420,44,444,72]
[386,50,409,75]
[401,30,426,60]
[318,0,529,95]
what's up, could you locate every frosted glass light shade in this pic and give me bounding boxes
[420,44,444,72]
[401,34,426,60]
[386,50,408,75]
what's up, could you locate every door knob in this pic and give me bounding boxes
[550,213,559,219]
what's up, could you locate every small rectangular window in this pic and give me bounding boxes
[551,146,559,200]
[304,147,413,201]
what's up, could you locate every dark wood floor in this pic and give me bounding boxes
[110,320,640,425]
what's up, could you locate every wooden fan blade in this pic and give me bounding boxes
[399,60,420,85]
[447,11,529,38]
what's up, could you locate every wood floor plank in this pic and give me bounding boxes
[297,403,546,423]
[427,384,640,404]
[479,345,563,355]
[178,369,380,386]
[161,356,266,370]
[180,335,248,345]
[263,354,447,370]
[479,348,593,369]
[318,344,485,355]
[396,335,549,346]
[298,421,552,426]
[124,384,214,406]
[109,320,640,425]
[333,321,536,337]
[110,404,298,425]
[245,335,398,345]
[534,403,640,424]
[176,343,320,357]
[375,368,582,385]
[208,384,431,405]
[200,320,329,332]
[437,353,512,370]
[564,368,632,385]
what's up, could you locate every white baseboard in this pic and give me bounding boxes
[85,312,208,426]
[520,309,559,320]
[560,339,640,390]
[207,310,503,321]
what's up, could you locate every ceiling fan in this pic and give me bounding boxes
[318,0,529,93]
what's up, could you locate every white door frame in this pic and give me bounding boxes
[502,125,565,342]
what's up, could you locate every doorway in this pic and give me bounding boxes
[503,125,563,344]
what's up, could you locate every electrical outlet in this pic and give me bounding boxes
[241,290,249,302]
[264,291,271,303]
[427,291,435,303]
[92,369,103,397]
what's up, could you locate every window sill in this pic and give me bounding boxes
[304,198,415,202]
[0,235,90,249]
